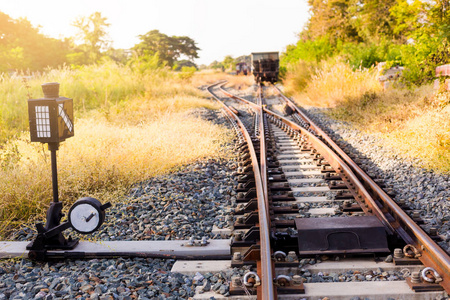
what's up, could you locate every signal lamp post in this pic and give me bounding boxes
[26,82,110,260]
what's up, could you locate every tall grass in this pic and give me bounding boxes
[283,60,450,172]
[0,62,148,143]
[284,61,382,107]
[0,63,231,238]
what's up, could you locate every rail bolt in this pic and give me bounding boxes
[429,227,438,236]
[273,251,287,261]
[421,267,443,283]
[411,271,421,283]
[276,275,291,287]
[403,244,421,258]
[393,248,404,259]
[233,252,242,261]
[292,275,303,285]
[231,275,242,287]
[243,271,261,287]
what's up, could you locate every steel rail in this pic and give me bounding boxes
[207,82,275,299]
[257,85,277,299]
[272,85,450,292]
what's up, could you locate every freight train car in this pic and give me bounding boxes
[251,52,279,83]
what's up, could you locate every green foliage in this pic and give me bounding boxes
[173,60,198,71]
[281,36,335,66]
[133,30,200,67]
[208,60,224,70]
[0,12,71,72]
[222,55,236,71]
[283,0,450,87]
[127,52,162,74]
[178,66,197,80]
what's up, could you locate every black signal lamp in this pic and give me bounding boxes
[26,83,110,260]
[28,82,74,144]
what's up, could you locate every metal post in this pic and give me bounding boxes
[48,142,59,203]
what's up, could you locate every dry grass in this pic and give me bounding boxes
[0,65,233,238]
[285,61,382,107]
[328,84,450,172]
[284,60,449,172]
[383,92,450,171]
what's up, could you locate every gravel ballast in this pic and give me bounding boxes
[303,107,450,253]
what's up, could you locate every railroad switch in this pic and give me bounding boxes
[295,216,390,255]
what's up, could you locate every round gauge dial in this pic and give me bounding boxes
[68,197,108,234]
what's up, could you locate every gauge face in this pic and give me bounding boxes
[69,203,100,234]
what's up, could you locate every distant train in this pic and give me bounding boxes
[251,52,279,83]
[236,62,249,75]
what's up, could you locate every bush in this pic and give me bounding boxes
[178,66,196,80]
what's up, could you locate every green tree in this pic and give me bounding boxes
[222,55,236,71]
[303,0,360,43]
[0,11,70,72]
[72,12,111,64]
[133,30,199,67]
[350,0,397,42]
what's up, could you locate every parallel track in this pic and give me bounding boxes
[207,81,450,299]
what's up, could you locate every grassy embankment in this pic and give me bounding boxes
[0,64,243,238]
[283,61,450,172]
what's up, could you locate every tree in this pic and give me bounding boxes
[303,0,360,43]
[0,11,70,72]
[133,30,200,67]
[222,55,236,71]
[350,0,397,42]
[72,12,111,64]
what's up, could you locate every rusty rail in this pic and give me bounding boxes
[272,85,450,293]
[207,82,275,299]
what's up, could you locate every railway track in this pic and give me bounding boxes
[0,80,449,299]
[205,81,449,299]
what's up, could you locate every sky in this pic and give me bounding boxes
[1,0,310,65]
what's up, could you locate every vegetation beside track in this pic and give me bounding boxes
[283,62,450,172]
[0,64,239,238]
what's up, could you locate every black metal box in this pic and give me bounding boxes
[295,216,389,255]
[28,83,74,143]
